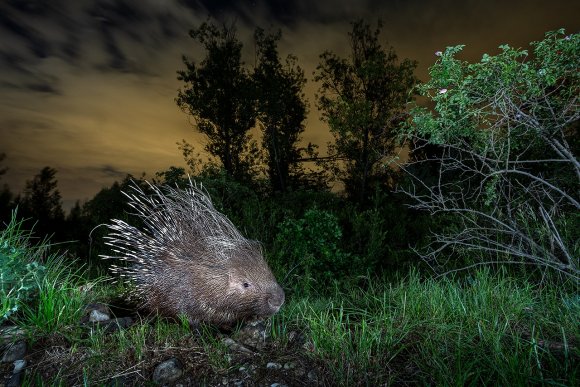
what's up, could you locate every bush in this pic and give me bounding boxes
[0,210,47,323]
[399,29,579,280]
[273,208,356,294]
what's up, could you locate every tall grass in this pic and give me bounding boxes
[1,210,48,324]
[0,209,94,337]
[273,269,579,385]
[19,256,90,337]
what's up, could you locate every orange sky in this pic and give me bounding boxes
[0,0,578,210]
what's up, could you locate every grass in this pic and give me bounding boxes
[272,269,579,385]
[1,215,578,385]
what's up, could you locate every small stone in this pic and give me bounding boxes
[152,358,183,384]
[283,362,296,370]
[293,367,306,377]
[90,309,111,322]
[222,337,253,354]
[234,320,268,350]
[266,362,282,370]
[2,340,27,363]
[270,384,287,387]
[81,303,112,324]
[13,359,27,373]
[308,370,319,382]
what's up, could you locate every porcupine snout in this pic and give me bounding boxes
[267,285,285,313]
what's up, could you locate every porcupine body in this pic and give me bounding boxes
[101,180,285,327]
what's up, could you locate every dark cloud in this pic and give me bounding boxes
[99,164,126,178]
[0,7,51,59]
[26,82,60,94]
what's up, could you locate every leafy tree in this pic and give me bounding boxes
[399,29,579,280]
[19,166,65,238]
[315,19,417,203]
[176,21,258,181]
[253,28,310,192]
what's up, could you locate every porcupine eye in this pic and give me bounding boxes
[243,282,250,288]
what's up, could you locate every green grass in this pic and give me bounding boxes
[8,267,579,385]
[2,214,577,385]
[272,269,579,385]
[19,256,92,337]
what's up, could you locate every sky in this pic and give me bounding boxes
[1,0,578,210]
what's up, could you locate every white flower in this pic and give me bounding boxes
[439,88,448,94]
[435,51,443,57]
[565,35,571,40]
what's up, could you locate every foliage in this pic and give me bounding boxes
[177,20,258,180]
[254,28,312,192]
[399,29,579,280]
[273,208,355,293]
[0,209,47,323]
[315,19,417,203]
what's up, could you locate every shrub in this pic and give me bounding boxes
[0,210,47,323]
[273,208,355,294]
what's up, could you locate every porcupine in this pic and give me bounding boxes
[100,179,285,327]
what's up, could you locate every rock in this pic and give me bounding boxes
[89,309,110,323]
[81,303,112,324]
[266,362,282,370]
[13,359,26,373]
[152,358,183,384]
[2,340,27,363]
[5,359,27,387]
[222,338,253,354]
[283,362,297,370]
[234,320,268,350]
[270,384,287,387]
[307,370,319,383]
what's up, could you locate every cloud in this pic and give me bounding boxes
[99,164,126,178]
[0,0,578,211]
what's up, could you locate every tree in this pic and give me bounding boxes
[0,153,7,179]
[253,28,310,192]
[176,21,257,181]
[315,19,417,203]
[19,166,65,237]
[399,29,579,280]
[0,153,13,224]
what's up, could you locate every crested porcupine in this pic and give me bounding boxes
[100,179,285,327]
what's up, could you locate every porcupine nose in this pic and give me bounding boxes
[268,286,285,312]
